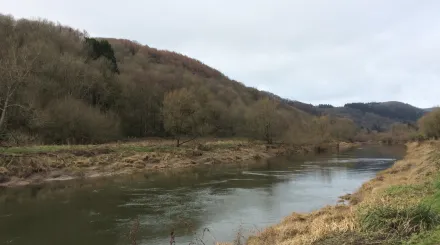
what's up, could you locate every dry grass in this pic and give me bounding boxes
[350,141,440,206]
[0,138,358,187]
[0,139,274,186]
[247,141,440,245]
[247,205,356,245]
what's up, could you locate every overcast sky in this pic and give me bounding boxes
[1,0,438,108]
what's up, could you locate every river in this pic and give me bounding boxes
[0,145,406,245]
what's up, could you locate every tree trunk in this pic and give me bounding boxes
[0,96,10,131]
[264,124,271,144]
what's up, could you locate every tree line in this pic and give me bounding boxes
[0,14,365,147]
[344,102,426,122]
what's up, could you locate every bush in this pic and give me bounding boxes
[411,133,427,142]
[418,108,440,139]
[34,97,121,144]
[1,130,43,146]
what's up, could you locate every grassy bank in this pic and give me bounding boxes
[243,141,440,245]
[0,139,358,187]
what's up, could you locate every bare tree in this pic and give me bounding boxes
[162,88,199,147]
[248,97,279,144]
[418,108,440,139]
[0,39,41,132]
[329,117,358,142]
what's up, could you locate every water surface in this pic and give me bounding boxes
[0,145,406,244]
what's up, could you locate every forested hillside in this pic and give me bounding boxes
[2,14,431,147]
[1,14,361,146]
[287,100,427,132]
[344,101,426,122]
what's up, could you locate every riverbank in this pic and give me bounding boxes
[244,140,440,245]
[0,139,360,187]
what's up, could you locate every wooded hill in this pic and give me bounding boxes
[0,14,319,146]
[0,14,422,146]
[287,100,427,132]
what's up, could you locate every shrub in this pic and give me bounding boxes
[418,108,440,139]
[34,97,121,144]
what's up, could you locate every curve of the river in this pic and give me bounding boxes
[0,145,406,245]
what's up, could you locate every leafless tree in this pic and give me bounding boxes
[0,39,41,131]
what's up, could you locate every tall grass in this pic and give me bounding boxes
[406,226,440,245]
[359,204,440,237]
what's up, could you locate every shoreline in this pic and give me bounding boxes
[245,140,440,245]
[0,140,361,188]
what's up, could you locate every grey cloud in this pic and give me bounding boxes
[1,0,439,107]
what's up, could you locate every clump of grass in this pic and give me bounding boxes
[247,205,356,245]
[384,184,426,197]
[421,178,440,212]
[358,204,440,237]
[232,225,245,245]
[247,227,277,245]
[406,226,440,245]
[381,184,432,206]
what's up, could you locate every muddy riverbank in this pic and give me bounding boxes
[0,140,360,187]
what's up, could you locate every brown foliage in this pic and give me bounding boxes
[0,14,370,146]
[418,108,440,139]
[0,14,317,145]
[247,97,283,144]
[33,97,121,144]
[163,88,199,146]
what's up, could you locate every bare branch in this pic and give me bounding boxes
[6,104,29,110]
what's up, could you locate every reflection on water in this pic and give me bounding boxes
[0,145,406,245]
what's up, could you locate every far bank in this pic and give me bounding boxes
[0,139,360,187]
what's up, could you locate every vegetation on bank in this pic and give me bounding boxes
[238,109,440,244]
[0,138,354,186]
[1,12,440,187]
[0,14,360,147]
[2,12,440,245]
[1,14,434,150]
[284,100,427,132]
[351,108,440,145]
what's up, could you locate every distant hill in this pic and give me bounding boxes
[289,101,427,131]
[344,101,426,122]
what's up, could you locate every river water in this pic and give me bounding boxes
[0,145,406,245]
